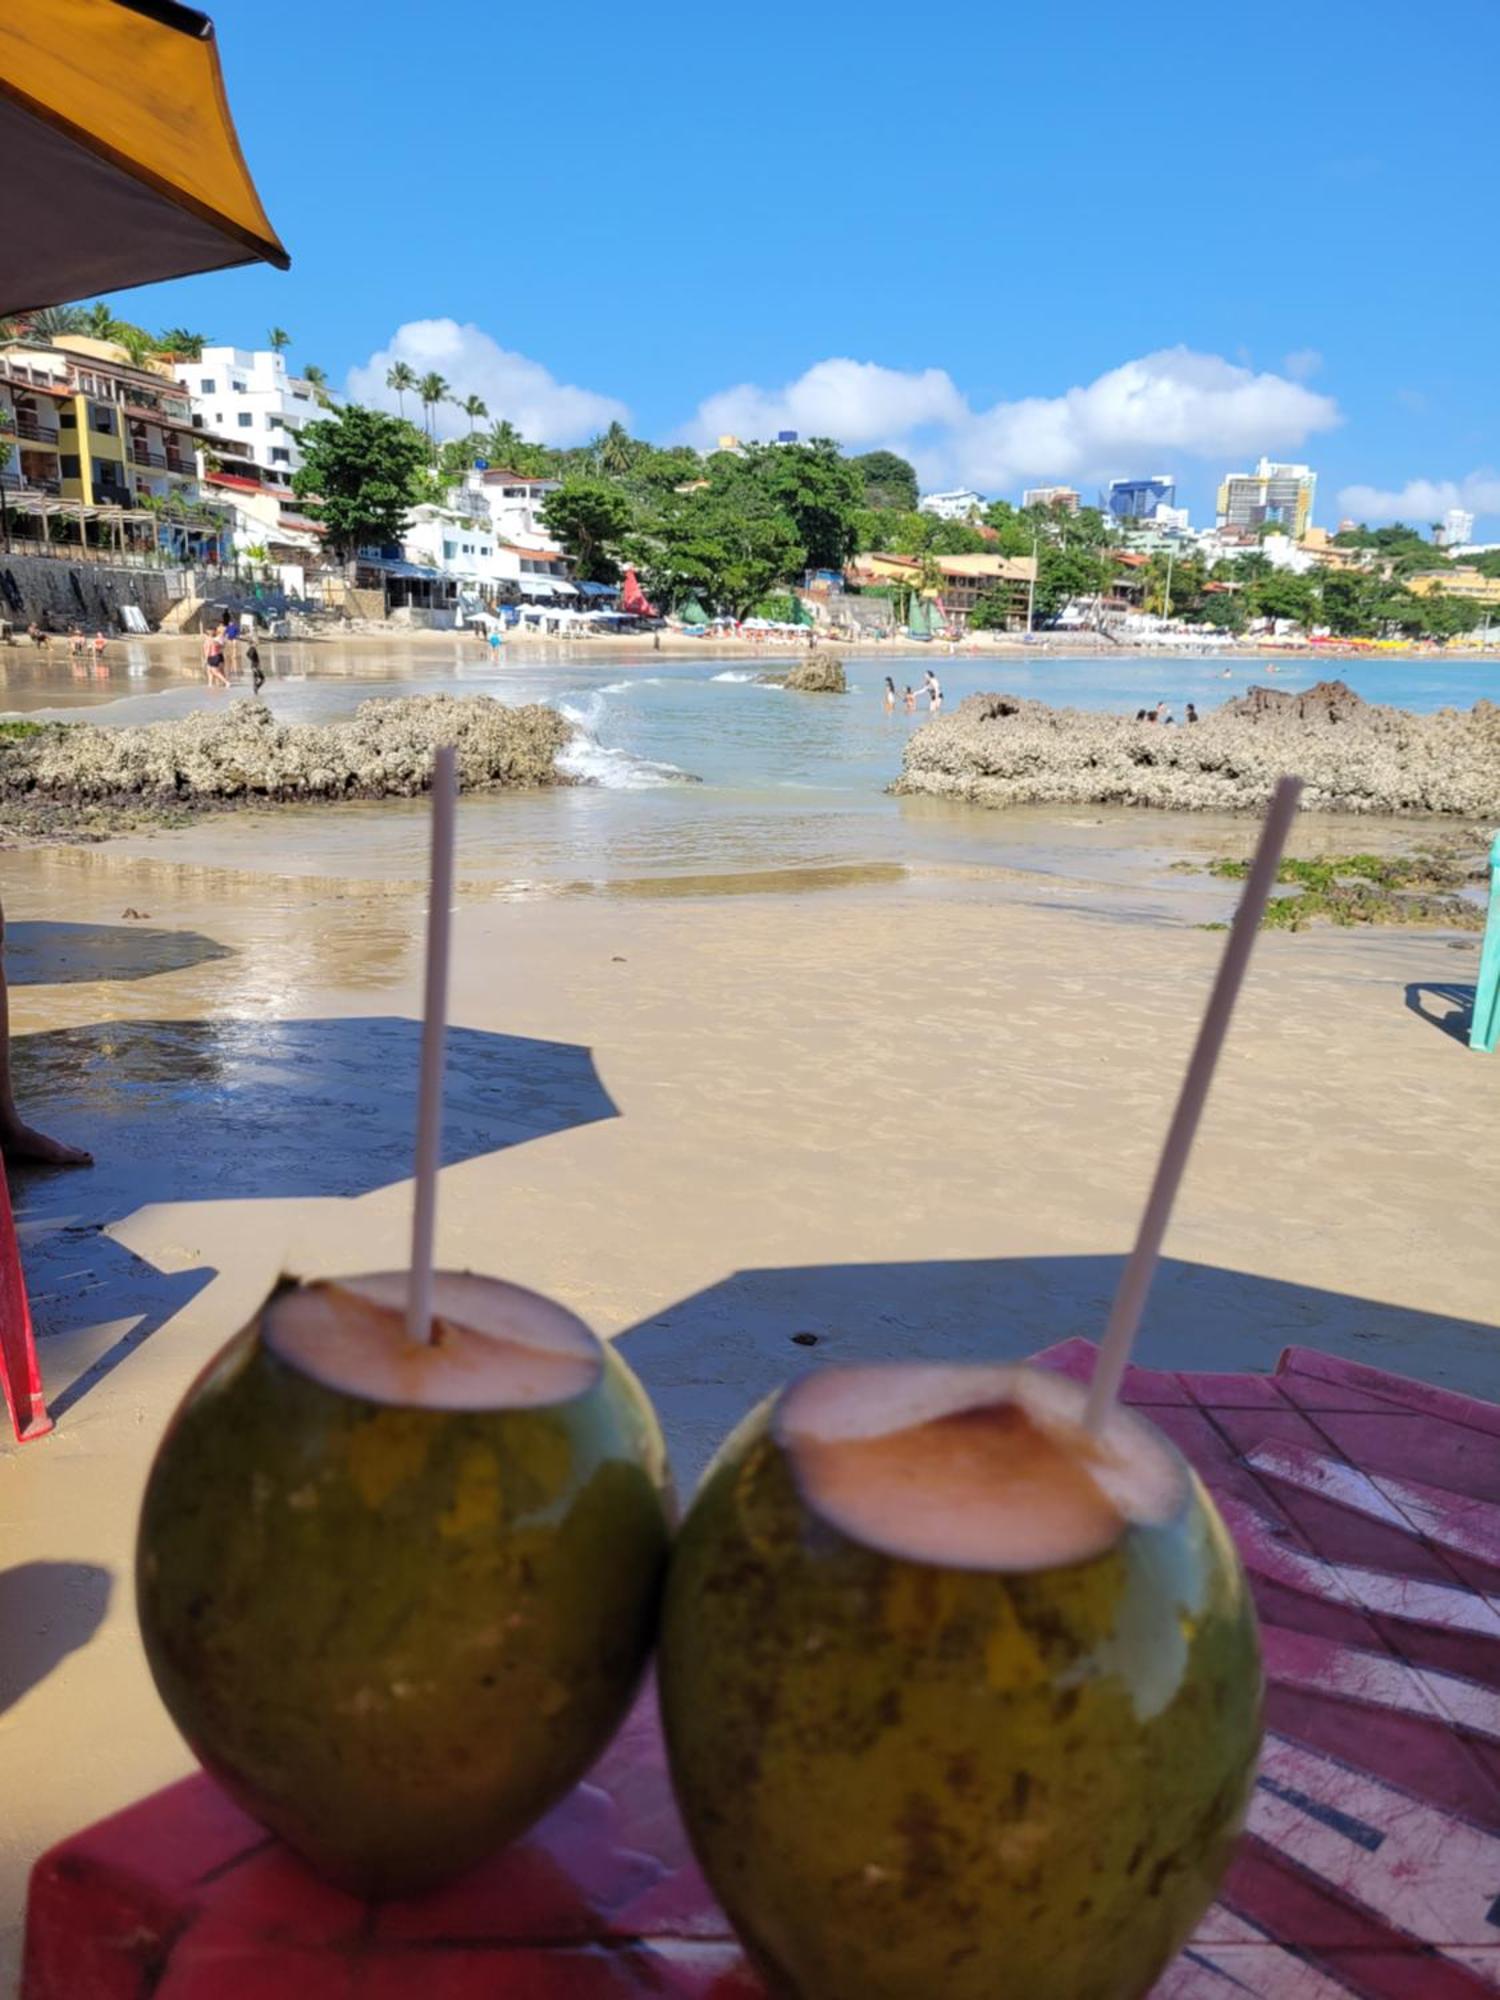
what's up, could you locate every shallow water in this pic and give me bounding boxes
[9,640,1500,906]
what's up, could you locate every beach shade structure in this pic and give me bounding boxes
[620,566,657,619]
[23,1339,1500,1994]
[677,598,710,628]
[1469,831,1500,1053]
[0,0,288,316]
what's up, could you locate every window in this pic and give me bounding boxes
[267,415,282,429]
[200,378,216,394]
[237,413,253,428]
[443,541,458,560]
[60,407,76,428]
[270,448,290,464]
[293,390,308,402]
[232,381,246,392]
[60,454,80,477]
[192,415,204,429]
[90,405,115,433]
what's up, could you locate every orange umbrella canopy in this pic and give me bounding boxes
[0,0,288,316]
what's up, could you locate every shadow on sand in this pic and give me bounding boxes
[1404,980,1475,1045]
[10,1016,618,1427]
[616,1253,1500,1485]
[0,1561,112,1714]
[6,921,233,987]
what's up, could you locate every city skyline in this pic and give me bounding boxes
[79,0,1499,535]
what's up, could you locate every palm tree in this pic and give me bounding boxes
[483,418,524,466]
[17,304,89,343]
[460,394,488,435]
[417,372,450,456]
[86,302,119,340]
[303,364,333,408]
[597,421,636,477]
[268,327,291,354]
[387,361,417,420]
[157,328,208,361]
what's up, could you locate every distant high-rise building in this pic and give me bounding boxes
[1022,484,1080,513]
[1437,507,1475,549]
[1105,475,1176,521]
[1216,458,1316,539]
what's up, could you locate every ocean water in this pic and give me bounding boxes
[8,640,1500,902]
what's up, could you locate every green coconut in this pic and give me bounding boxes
[658,1362,1261,2000]
[137,1272,673,1897]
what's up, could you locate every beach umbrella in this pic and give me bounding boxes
[0,0,288,315]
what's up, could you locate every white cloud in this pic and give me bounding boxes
[682,346,1341,496]
[346,319,628,444]
[1336,471,1500,525]
[1283,348,1323,382]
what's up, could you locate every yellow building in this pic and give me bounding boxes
[1216,457,1316,540]
[1406,567,1500,606]
[0,335,204,510]
[851,550,1037,630]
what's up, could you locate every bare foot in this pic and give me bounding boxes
[1,1120,92,1167]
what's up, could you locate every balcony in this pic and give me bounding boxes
[12,412,60,445]
[130,441,168,468]
[164,452,195,476]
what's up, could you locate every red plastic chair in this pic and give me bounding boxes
[0,1162,51,1441]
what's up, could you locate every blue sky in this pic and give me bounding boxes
[119,0,1499,533]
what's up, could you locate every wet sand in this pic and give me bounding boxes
[2,834,1499,1982]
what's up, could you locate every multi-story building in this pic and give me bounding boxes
[0,336,203,509]
[1022,485,1080,513]
[1436,508,1475,549]
[1406,567,1500,609]
[1216,458,1316,539]
[850,550,1036,630]
[174,346,318,495]
[917,488,985,521]
[1105,475,1176,521]
[0,334,231,561]
[455,467,562,548]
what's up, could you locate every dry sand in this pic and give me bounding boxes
[2,840,1498,1984]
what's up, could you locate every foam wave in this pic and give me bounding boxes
[556,696,693,789]
[710,669,758,683]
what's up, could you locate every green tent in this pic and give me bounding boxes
[908,596,940,638]
[678,598,710,626]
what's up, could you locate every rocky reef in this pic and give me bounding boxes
[780,656,847,694]
[895,681,1500,816]
[0,695,572,839]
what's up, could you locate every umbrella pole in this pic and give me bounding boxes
[407,744,458,1345]
[1085,775,1303,1431]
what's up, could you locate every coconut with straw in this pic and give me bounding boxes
[136,747,673,1897]
[658,778,1302,2000]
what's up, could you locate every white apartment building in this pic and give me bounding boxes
[175,346,319,494]
[1437,508,1475,548]
[918,488,985,521]
[455,467,562,548]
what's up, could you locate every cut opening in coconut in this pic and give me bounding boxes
[776,1364,1185,1572]
[263,1273,602,1411]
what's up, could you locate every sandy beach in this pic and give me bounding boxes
[3,818,1499,1982]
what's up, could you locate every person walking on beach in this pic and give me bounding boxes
[202,623,230,688]
[883,676,897,712]
[223,615,241,674]
[247,638,265,694]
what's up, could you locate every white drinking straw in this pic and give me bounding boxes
[408,744,458,1346]
[1084,774,1304,1432]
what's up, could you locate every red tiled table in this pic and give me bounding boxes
[24,1345,1500,1998]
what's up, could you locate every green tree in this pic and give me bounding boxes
[596,422,639,477]
[113,324,157,366]
[849,449,919,511]
[630,494,803,617]
[386,361,417,420]
[17,304,89,343]
[1035,545,1112,621]
[268,327,291,353]
[302,364,333,408]
[1247,569,1317,626]
[539,478,633,583]
[157,327,208,360]
[460,394,489,435]
[416,373,450,458]
[738,439,862,572]
[292,404,427,560]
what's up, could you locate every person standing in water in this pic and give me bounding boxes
[202,623,230,688]
[247,638,266,693]
[923,668,943,711]
[883,676,897,712]
[903,684,917,712]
